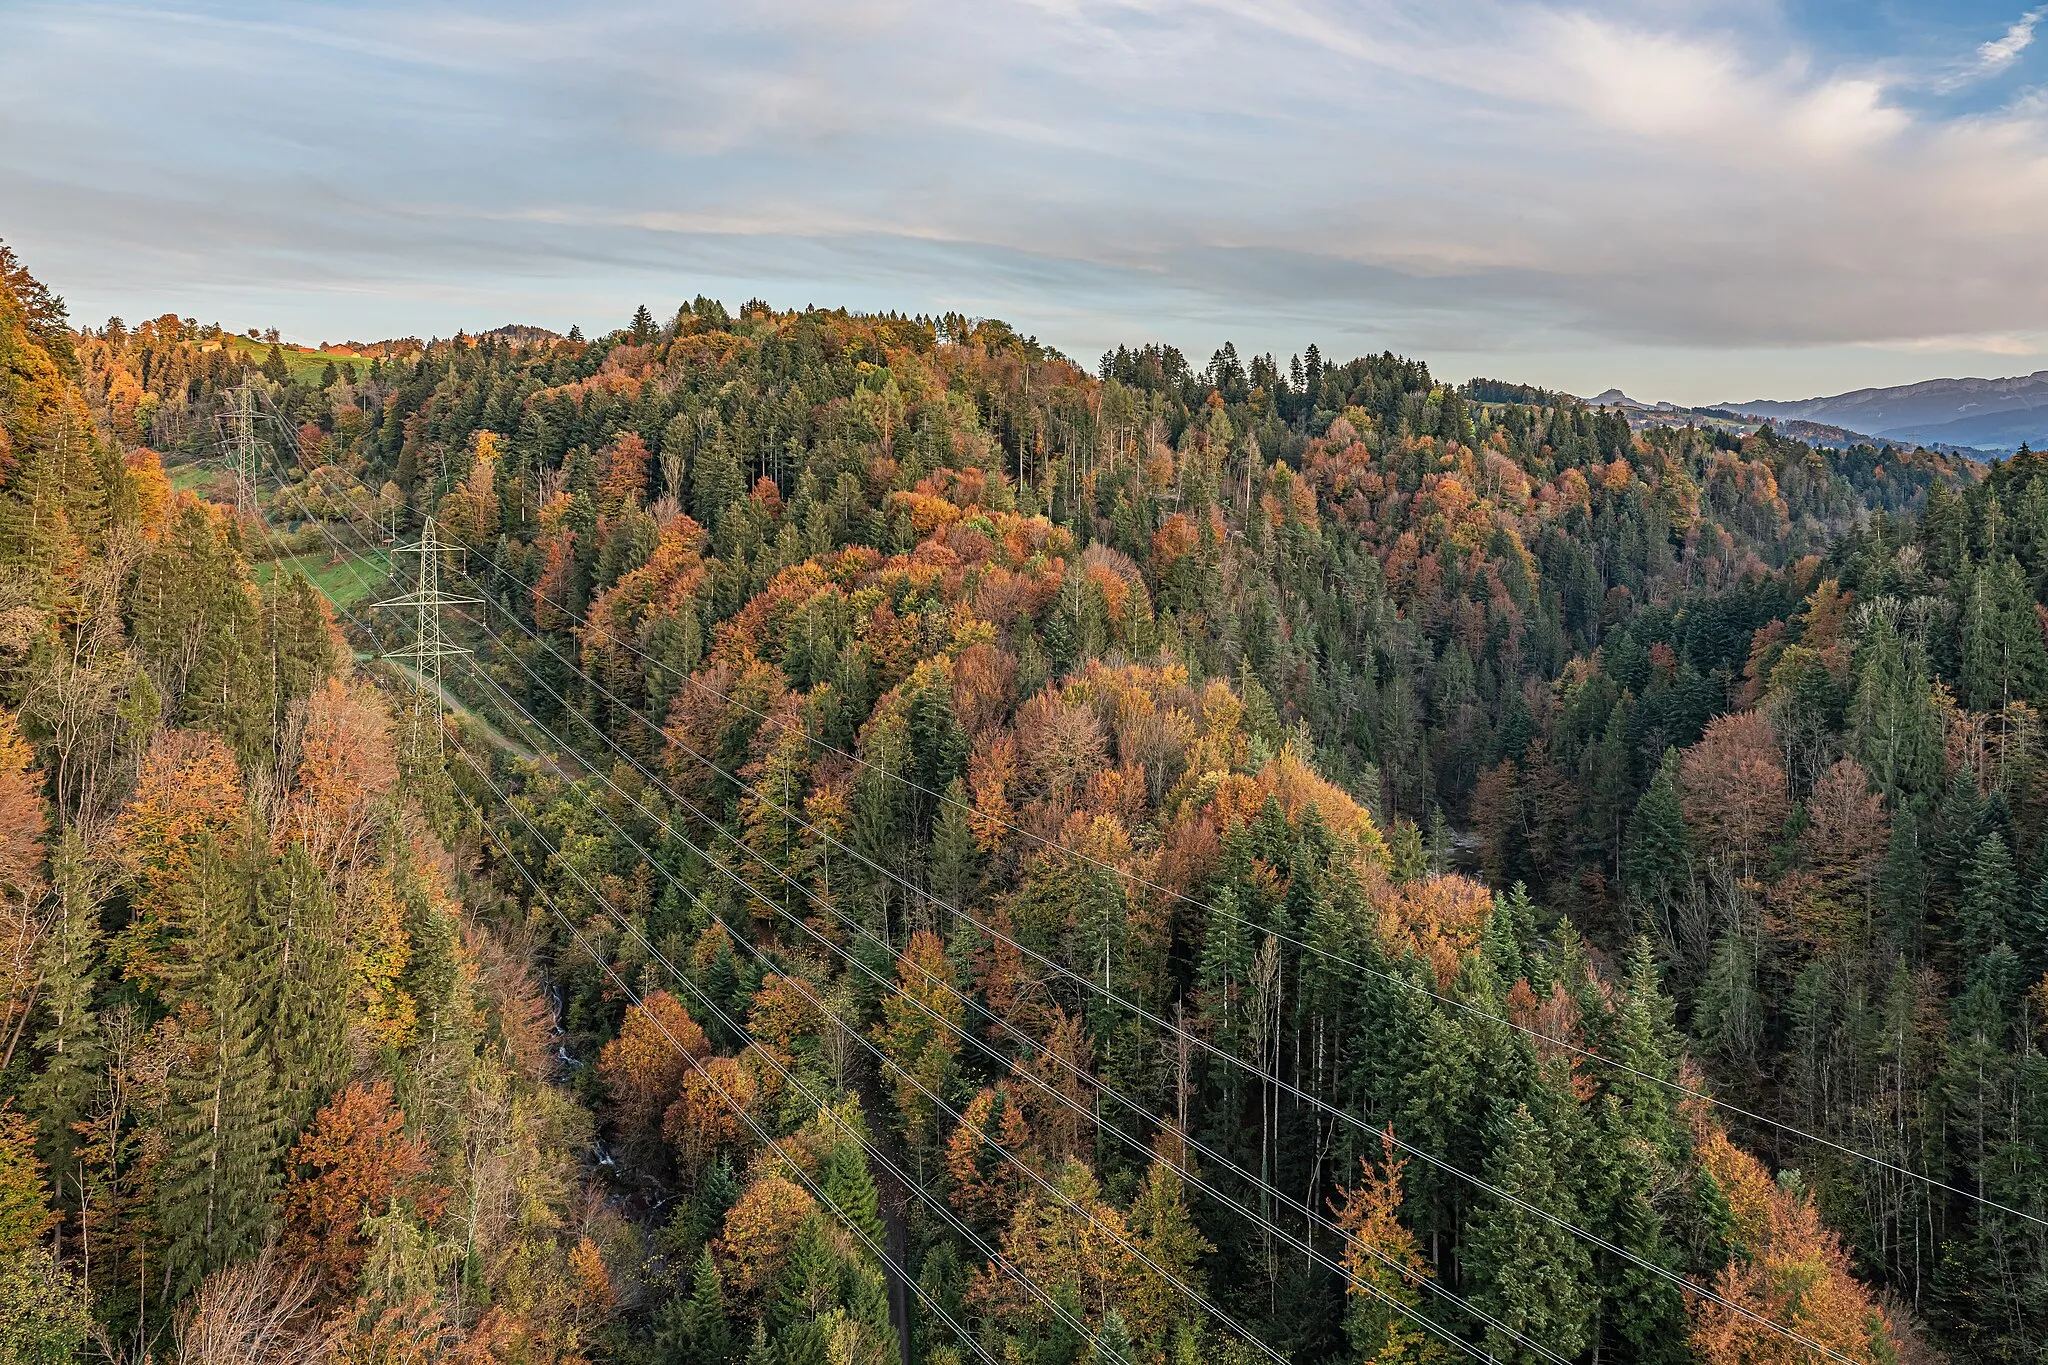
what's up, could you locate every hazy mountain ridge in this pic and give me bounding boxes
[1723,370,2048,450]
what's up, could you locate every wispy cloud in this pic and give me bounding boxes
[1934,6,2044,91]
[1977,7,2044,73]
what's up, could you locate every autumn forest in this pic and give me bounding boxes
[0,239,2043,1365]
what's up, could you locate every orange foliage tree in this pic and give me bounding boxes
[279,1080,448,1293]
[1689,1124,1902,1365]
[969,1160,1142,1345]
[0,709,48,1064]
[109,729,247,990]
[1331,1129,1445,1363]
[1680,711,1789,880]
[716,1172,816,1299]
[0,707,45,904]
[664,1052,762,1176]
[595,990,708,1160]
[279,677,397,878]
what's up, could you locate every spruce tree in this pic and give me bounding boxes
[155,840,284,1294]
[1625,749,1691,934]
[1961,554,2048,712]
[1089,1308,1137,1364]
[772,1217,841,1365]
[679,1248,733,1364]
[24,829,101,1203]
[820,1140,886,1251]
[690,423,745,530]
[929,777,980,911]
[1877,809,1929,959]
[1196,885,1250,1043]
[1462,1102,1597,1365]
[1388,817,1428,885]
[2019,869,2048,979]
[256,843,349,1137]
[1959,831,2018,961]
[1591,1120,1689,1365]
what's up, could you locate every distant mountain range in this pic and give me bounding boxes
[1717,371,2048,452]
[1582,388,1939,454]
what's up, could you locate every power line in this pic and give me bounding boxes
[230,471,1040,1365]
[440,586,1880,1365]
[462,801,1010,1365]
[257,457,1882,1365]
[434,522,2048,1236]
[452,675,1297,1365]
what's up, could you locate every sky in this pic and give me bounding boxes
[7,1,2048,405]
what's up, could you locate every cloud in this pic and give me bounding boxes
[1977,7,2044,74]
[9,0,2048,402]
[1933,6,2044,91]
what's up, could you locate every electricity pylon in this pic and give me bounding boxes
[379,515,477,759]
[216,382,262,515]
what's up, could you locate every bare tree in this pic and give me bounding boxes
[173,1245,321,1365]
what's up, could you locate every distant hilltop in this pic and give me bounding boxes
[477,323,564,345]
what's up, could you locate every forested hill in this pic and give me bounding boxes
[3,240,2040,1365]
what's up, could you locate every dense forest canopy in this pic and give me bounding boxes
[1,237,2041,1365]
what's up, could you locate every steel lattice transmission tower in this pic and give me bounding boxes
[215,382,263,514]
[379,515,477,758]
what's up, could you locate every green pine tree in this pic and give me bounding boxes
[255,842,349,1137]
[1089,1307,1138,1364]
[1624,749,1691,936]
[1388,816,1429,885]
[1877,809,1930,959]
[23,829,101,1202]
[929,777,980,911]
[820,1141,886,1252]
[772,1216,841,1365]
[1958,831,2017,961]
[154,840,284,1294]
[679,1248,733,1364]
[690,423,745,530]
[1960,554,2048,712]
[1196,885,1251,1042]
[1462,1102,1597,1365]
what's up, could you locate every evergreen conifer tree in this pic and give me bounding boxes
[1462,1102,1596,1365]
[24,829,101,1202]
[820,1140,886,1251]
[1959,831,2018,961]
[679,1248,733,1364]
[1625,749,1691,934]
[929,777,980,910]
[1089,1308,1137,1364]
[155,841,284,1294]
